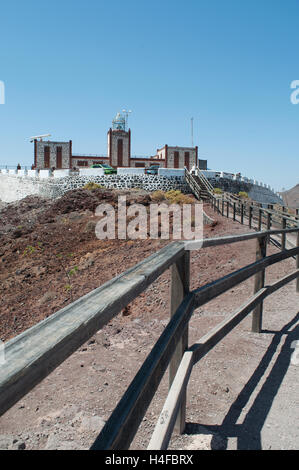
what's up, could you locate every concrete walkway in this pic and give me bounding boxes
[204,202,299,449]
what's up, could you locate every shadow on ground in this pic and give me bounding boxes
[185,312,299,450]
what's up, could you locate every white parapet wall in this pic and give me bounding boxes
[8,169,17,175]
[53,169,71,179]
[27,169,39,178]
[117,167,145,175]
[201,170,221,179]
[79,168,105,176]
[158,168,185,178]
[39,170,52,179]
[17,169,28,177]
[220,171,234,179]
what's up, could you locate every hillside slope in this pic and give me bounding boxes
[280,184,299,209]
[0,187,201,341]
[0,197,298,450]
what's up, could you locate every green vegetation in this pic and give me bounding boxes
[150,190,166,202]
[23,245,37,256]
[238,191,249,199]
[165,190,194,205]
[83,182,104,190]
[213,188,223,194]
[151,190,194,205]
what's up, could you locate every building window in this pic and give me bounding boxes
[77,161,88,167]
[117,139,123,166]
[44,146,50,168]
[184,152,190,170]
[174,151,179,168]
[56,147,62,169]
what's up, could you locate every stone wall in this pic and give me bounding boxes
[0,173,189,203]
[210,177,283,205]
[0,171,283,206]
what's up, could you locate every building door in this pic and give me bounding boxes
[184,152,190,170]
[44,147,50,168]
[174,151,179,168]
[56,147,62,169]
[117,139,123,167]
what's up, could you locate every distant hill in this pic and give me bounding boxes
[280,184,299,209]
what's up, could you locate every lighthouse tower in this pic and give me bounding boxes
[107,112,131,168]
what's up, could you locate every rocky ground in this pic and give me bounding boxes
[0,188,298,450]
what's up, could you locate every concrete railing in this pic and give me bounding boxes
[200,169,278,192]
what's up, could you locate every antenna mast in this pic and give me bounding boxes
[191,117,194,147]
[122,109,132,131]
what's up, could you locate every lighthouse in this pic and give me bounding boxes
[107,112,131,168]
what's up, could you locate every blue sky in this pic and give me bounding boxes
[0,0,298,191]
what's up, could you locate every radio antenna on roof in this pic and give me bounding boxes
[29,134,51,143]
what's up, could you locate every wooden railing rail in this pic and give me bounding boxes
[93,233,298,450]
[0,242,185,417]
[0,226,298,451]
[211,193,299,251]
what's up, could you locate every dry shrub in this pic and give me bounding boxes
[151,190,166,202]
[165,190,194,205]
[213,188,223,194]
[83,182,104,190]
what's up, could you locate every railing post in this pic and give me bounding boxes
[258,208,262,231]
[267,212,272,232]
[281,217,287,250]
[241,204,244,224]
[249,206,253,229]
[252,235,267,333]
[221,197,224,216]
[226,201,229,218]
[233,202,236,221]
[169,251,190,434]
[297,231,299,293]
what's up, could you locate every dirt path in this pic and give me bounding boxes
[0,204,298,450]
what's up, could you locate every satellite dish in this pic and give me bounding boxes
[29,134,51,142]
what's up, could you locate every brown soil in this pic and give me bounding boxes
[0,189,298,450]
